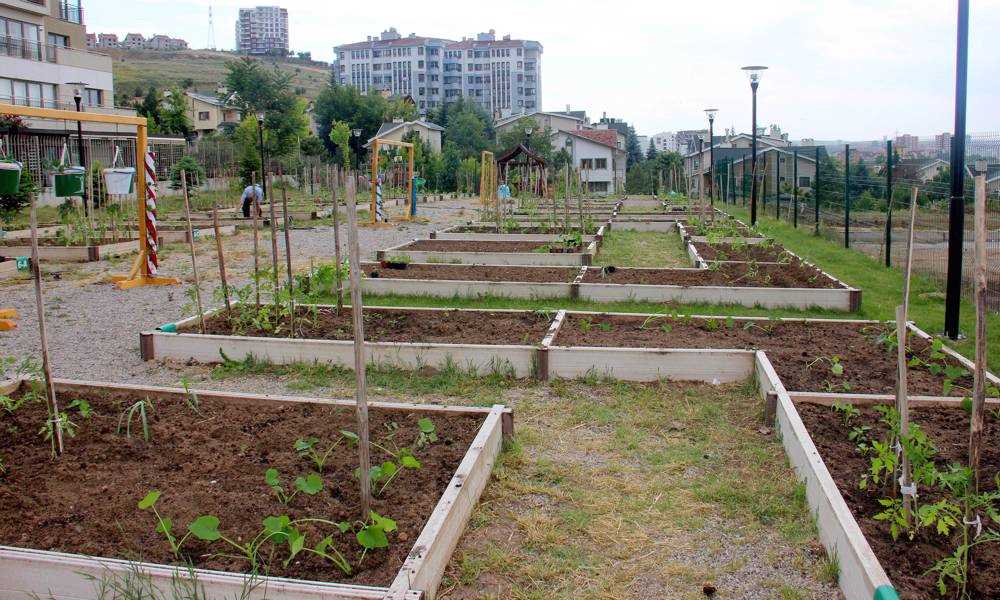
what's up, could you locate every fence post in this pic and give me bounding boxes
[885,140,893,268]
[844,144,851,248]
[793,149,799,228]
[814,147,821,235]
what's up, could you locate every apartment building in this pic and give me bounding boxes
[87,32,186,50]
[333,27,542,117]
[236,5,288,56]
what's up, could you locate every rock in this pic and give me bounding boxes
[702,582,717,596]
[758,426,773,435]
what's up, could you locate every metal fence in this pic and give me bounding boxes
[722,133,1000,310]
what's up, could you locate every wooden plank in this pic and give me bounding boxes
[0,259,19,279]
[361,277,573,300]
[0,242,138,262]
[786,391,1000,407]
[388,406,504,599]
[546,347,755,383]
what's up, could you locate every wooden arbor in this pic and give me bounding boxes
[0,103,178,290]
[368,138,414,225]
[496,143,548,197]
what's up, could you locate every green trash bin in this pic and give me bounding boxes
[54,166,86,197]
[0,160,22,195]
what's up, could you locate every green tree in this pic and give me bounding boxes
[496,122,553,161]
[158,88,192,138]
[224,57,308,159]
[646,139,657,161]
[625,126,643,168]
[328,120,352,169]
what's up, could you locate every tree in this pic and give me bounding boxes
[329,120,352,169]
[625,126,643,168]
[646,139,657,161]
[158,88,192,138]
[224,57,308,158]
[496,122,554,161]
[137,87,161,130]
[300,134,325,157]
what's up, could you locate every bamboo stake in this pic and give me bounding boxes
[344,177,373,519]
[577,169,585,232]
[28,192,63,457]
[896,187,919,516]
[563,164,570,232]
[279,167,295,337]
[251,172,261,309]
[969,171,988,491]
[267,172,280,308]
[331,166,344,314]
[180,170,205,334]
[211,201,232,319]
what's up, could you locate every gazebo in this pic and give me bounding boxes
[496,143,548,197]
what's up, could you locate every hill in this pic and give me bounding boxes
[109,49,330,100]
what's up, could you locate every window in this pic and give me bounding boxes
[418,46,424,55]
[590,181,609,192]
[0,77,56,107]
[47,33,69,48]
[198,111,210,121]
[595,158,607,169]
[798,176,811,187]
[418,60,424,68]
[580,158,594,170]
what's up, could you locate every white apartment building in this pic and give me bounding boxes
[236,5,288,56]
[651,131,677,152]
[333,27,542,117]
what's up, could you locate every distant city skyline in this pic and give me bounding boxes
[82,0,1000,139]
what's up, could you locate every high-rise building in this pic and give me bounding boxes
[236,6,288,56]
[333,27,542,117]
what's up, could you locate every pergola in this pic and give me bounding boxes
[496,143,547,197]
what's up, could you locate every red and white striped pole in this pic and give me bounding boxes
[143,151,159,276]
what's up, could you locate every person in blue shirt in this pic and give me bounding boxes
[241,183,263,218]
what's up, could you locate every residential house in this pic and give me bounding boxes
[553,128,626,196]
[683,131,815,198]
[893,157,948,182]
[185,91,241,138]
[494,110,587,138]
[121,33,145,49]
[96,32,119,48]
[364,118,444,153]
[147,34,187,51]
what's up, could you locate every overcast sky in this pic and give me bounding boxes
[86,0,1000,140]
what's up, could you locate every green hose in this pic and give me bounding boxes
[873,585,899,600]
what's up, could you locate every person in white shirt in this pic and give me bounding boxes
[241,184,263,218]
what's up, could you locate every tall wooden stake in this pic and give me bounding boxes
[969,171,988,491]
[267,172,280,308]
[344,178,373,519]
[211,201,232,319]
[896,187,919,516]
[331,166,344,314]
[279,167,295,336]
[578,169,585,231]
[180,170,205,334]
[563,164,570,232]
[251,171,261,309]
[29,193,63,456]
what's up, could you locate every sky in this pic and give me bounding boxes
[84,0,1000,140]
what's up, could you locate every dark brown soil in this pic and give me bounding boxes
[362,262,580,283]
[393,240,582,254]
[0,386,482,586]
[797,403,1000,599]
[0,237,138,248]
[450,225,599,235]
[554,314,972,395]
[580,263,841,289]
[693,241,788,263]
[192,306,552,346]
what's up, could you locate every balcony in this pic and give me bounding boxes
[0,36,56,63]
[58,1,84,24]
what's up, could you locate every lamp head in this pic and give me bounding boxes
[66,81,89,98]
[704,108,718,124]
[524,126,533,136]
[256,110,265,123]
[741,65,768,85]
[352,128,361,137]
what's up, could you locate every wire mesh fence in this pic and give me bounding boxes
[723,134,1000,310]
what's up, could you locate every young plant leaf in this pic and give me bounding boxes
[188,515,221,541]
[400,455,421,469]
[294,473,324,495]
[138,490,161,510]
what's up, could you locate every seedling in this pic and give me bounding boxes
[179,377,203,416]
[39,411,77,447]
[809,355,844,377]
[294,431,356,472]
[416,417,437,448]
[578,317,592,333]
[831,401,860,426]
[67,398,93,419]
[138,490,221,558]
[118,397,154,442]
[265,468,323,505]
[596,322,613,332]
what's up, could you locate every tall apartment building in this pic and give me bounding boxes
[333,27,542,117]
[236,6,288,56]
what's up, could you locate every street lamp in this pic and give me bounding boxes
[67,81,89,214]
[741,65,767,225]
[704,108,718,204]
[524,126,533,151]
[351,128,362,187]
[256,110,268,207]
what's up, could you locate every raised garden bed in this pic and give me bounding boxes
[143,305,552,377]
[360,263,579,300]
[692,241,789,263]
[156,224,238,244]
[0,238,140,262]
[432,224,602,241]
[378,239,596,267]
[0,377,510,600]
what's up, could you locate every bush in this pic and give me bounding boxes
[170,156,206,191]
[0,170,38,227]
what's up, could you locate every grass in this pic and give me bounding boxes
[594,229,690,268]
[721,204,1000,371]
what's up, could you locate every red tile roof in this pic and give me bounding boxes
[573,129,618,149]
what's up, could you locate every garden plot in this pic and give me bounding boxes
[691,240,789,264]
[430,223,602,242]
[0,377,510,600]
[142,305,553,377]
[0,237,140,262]
[377,239,596,267]
[361,262,579,299]
[156,224,238,244]
[160,215,287,230]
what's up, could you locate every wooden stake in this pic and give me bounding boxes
[969,171,988,491]
[29,193,63,456]
[901,187,919,318]
[578,169,585,232]
[331,166,344,314]
[896,187,919,515]
[180,170,205,334]
[344,178,373,519]
[279,166,295,337]
[250,172,261,309]
[211,201,232,318]
[267,172,280,308]
[563,164,570,232]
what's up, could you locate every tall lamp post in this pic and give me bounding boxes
[704,108,718,203]
[256,110,267,206]
[67,81,90,215]
[741,65,767,225]
[944,0,969,340]
[351,128,362,188]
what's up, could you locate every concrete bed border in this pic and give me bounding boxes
[361,264,579,300]
[430,225,600,243]
[0,239,140,262]
[0,377,511,600]
[377,239,597,267]
[0,258,19,279]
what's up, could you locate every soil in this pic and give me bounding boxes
[393,240,583,254]
[580,263,841,289]
[362,262,580,283]
[553,314,973,396]
[797,403,1000,599]
[192,306,553,346]
[693,242,789,263]
[0,386,482,586]
[450,225,599,235]
[0,237,138,248]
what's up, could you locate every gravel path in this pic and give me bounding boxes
[0,199,479,384]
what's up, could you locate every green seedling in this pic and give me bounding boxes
[39,411,77,445]
[138,490,222,558]
[265,468,323,505]
[578,317,592,333]
[416,417,437,448]
[179,377,204,416]
[294,431,356,472]
[596,322,613,332]
[808,355,844,377]
[118,397,154,442]
[831,401,861,426]
[67,398,93,419]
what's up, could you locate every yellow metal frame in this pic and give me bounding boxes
[369,138,414,225]
[0,103,179,289]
